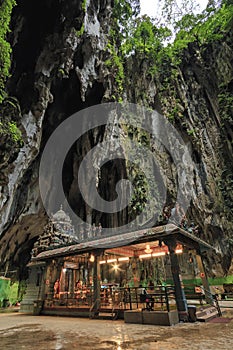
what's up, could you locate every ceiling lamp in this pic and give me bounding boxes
[113,263,119,271]
[139,253,152,259]
[118,257,129,262]
[89,254,95,262]
[152,251,166,257]
[175,248,183,254]
[144,244,152,254]
[175,244,183,254]
[99,260,106,264]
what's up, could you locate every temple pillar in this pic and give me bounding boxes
[93,253,101,314]
[195,252,213,304]
[37,264,47,300]
[165,239,188,322]
[44,263,55,298]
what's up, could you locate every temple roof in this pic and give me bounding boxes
[33,224,215,261]
[52,205,72,224]
[31,205,78,258]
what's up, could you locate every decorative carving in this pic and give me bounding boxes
[31,206,78,257]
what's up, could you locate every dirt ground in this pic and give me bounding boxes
[0,310,233,350]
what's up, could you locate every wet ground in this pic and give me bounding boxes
[0,310,233,350]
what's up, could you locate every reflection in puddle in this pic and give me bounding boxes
[55,334,63,350]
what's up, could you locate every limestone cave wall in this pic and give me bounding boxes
[0,0,232,279]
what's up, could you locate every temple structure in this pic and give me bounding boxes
[20,207,219,325]
[31,206,78,257]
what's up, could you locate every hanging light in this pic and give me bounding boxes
[89,254,95,262]
[144,244,152,254]
[175,248,183,254]
[113,263,119,271]
[175,244,183,254]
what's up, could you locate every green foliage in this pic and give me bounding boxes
[75,23,85,37]
[159,0,201,28]
[187,128,196,136]
[0,278,19,306]
[8,282,19,305]
[81,0,87,11]
[112,0,140,33]
[218,91,233,122]
[7,121,22,142]
[75,0,87,36]
[105,2,171,100]
[57,68,65,77]
[104,1,140,101]
[143,1,233,72]
[121,123,160,219]
[146,1,233,121]
[121,15,171,59]
[218,171,233,210]
[172,3,233,50]
[0,120,22,144]
[129,169,148,216]
[105,41,124,100]
[109,1,232,114]
[0,278,9,304]
[0,0,16,104]
[104,0,232,120]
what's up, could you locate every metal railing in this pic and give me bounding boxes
[44,290,94,308]
[119,286,176,312]
[183,284,206,305]
[43,285,177,315]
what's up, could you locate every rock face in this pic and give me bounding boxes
[0,0,113,277]
[0,0,232,278]
[165,38,233,276]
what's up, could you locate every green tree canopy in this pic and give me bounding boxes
[0,0,16,104]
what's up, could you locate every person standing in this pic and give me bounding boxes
[145,281,155,310]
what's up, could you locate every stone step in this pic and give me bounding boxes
[196,306,219,322]
[24,287,39,292]
[23,289,39,294]
[23,286,40,296]
[196,306,217,316]
[20,300,34,305]
[23,294,39,300]
[90,310,118,320]
[98,312,115,319]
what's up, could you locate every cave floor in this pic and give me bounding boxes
[0,310,233,349]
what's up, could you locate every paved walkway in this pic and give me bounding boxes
[0,310,233,349]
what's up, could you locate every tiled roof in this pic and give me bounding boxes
[33,223,214,260]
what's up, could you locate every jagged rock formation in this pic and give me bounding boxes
[0,0,232,279]
[0,0,114,277]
